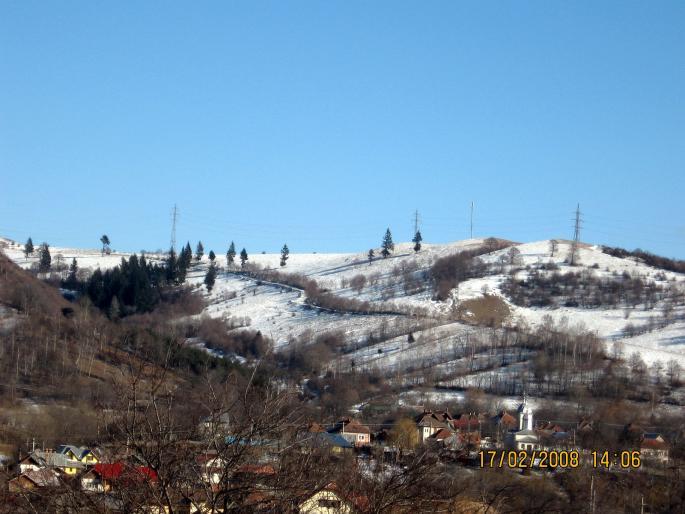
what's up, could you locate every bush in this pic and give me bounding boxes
[430,248,489,301]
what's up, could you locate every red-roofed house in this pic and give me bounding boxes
[81,463,157,492]
[640,433,669,464]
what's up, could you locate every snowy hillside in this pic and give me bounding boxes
[2,235,685,370]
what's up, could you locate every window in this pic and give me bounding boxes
[318,499,342,508]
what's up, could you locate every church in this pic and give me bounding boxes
[504,397,541,451]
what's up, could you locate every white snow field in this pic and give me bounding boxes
[2,235,685,367]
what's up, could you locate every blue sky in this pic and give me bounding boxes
[1,1,684,257]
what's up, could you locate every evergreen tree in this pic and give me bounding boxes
[176,243,190,283]
[195,241,204,261]
[280,244,289,267]
[81,254,164,315]
[368,249,374,264]
[412,230,423,253]
[180,242,192,269]
[240,248,248,268]
[24,237,34,258]
[38,242,51,272]
[176,251,188,284]
[65,258,79,289]
[166,248,177,283]
[227,241,236,266]
[100,234,111,255]
[204,262,217,292]
[381,228,394,258]
[208,250,216,262]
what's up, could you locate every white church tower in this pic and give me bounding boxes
[506,395,540,451]
[518,396,534,431]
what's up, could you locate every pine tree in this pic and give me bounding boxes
[204,262,217,292]
[65,258,79,290]
[412,230,423,253]
[176,250,188,284]
[240,248,248,268]
[183,242,193,269]
[38,242,51,272]
[24,237,34,258]
[196,241,204,261]
[227,241,236,266]
[280,244,290,267]
[381,228,394,258]
[166,248,177,283]
[177,245,187,279]
[368,249,374,264]
[100,235,111,255]
[208,250,216,262]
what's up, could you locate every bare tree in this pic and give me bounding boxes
[549,239,558,257]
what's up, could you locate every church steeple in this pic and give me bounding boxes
[518,395,534,431]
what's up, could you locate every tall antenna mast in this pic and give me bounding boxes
[470,201,474,239]
[413,209,420,236]
[570,203,582,265]
[170,204,178,253]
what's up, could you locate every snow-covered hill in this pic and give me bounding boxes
[2,235,684,368]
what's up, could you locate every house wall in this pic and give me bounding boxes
[299,490,352,514]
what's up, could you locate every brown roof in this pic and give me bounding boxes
[495,411,517,428]
[308,422,327,433]
[451,414,481,431]
[415,411,449,429]
[329,419,370,435]
[431,428,453,440]
[12,469,60,488]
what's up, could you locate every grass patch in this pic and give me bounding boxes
[456,294,510,327]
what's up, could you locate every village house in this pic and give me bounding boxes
[450,413,482,432]
[492,411,517,431]
[298,482,367,514]
[80,462,157,493]
[55,444,99,465]
[427,428,457,449]
[415,410,451,443]
[19,449,85,476]
[308,432,355,454]
[196,453,229,489]
[9,468,60,492]
[640,433,669,464]
[328,419,370,447]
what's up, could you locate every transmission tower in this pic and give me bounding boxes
[470,201,474,239]
[570,203,582,265]
[413,209,420,236]
[170,204,178,253]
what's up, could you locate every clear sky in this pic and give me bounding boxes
[1,1,684,258]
